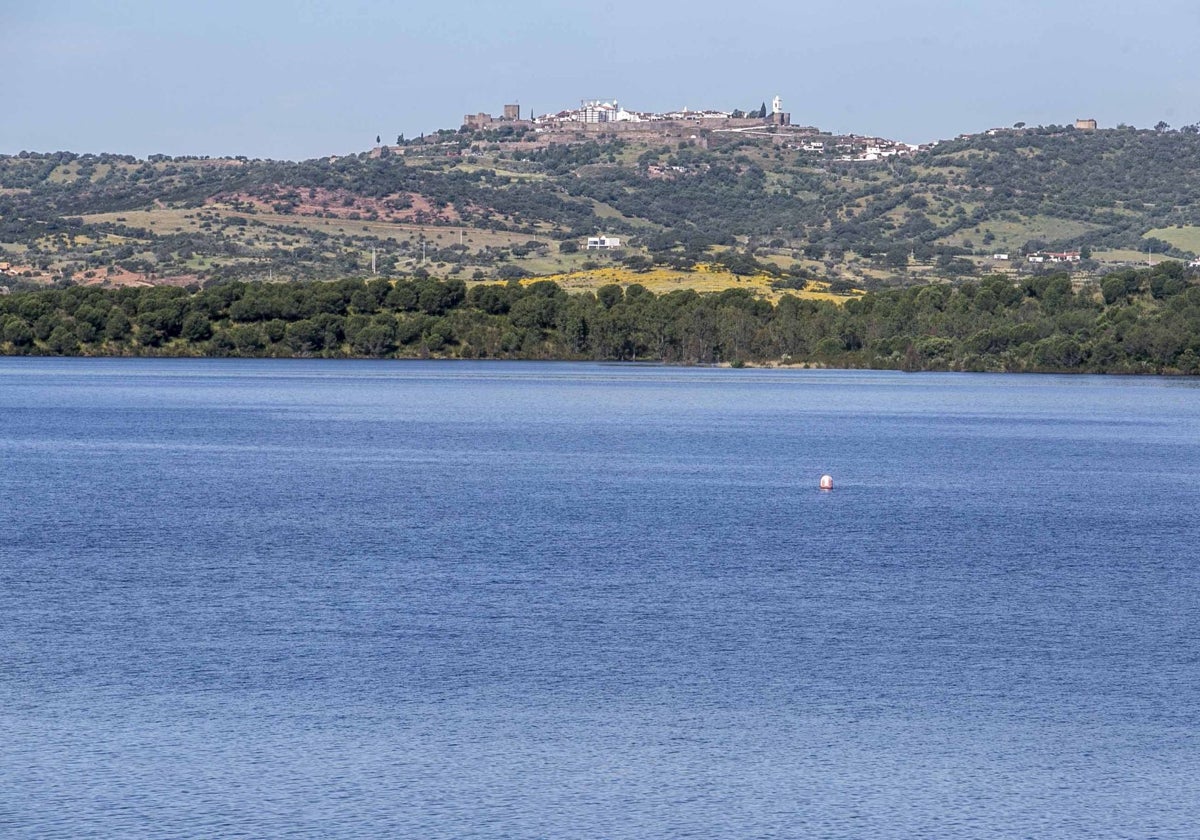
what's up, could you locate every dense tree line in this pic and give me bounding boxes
[2,265,1198,372]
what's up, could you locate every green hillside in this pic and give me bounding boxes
[3,125,1200,290]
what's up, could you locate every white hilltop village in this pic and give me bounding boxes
[452,96,925,161]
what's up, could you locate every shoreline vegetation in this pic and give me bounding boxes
[2,264,1198,374]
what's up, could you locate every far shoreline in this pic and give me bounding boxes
[1,355,1195,379]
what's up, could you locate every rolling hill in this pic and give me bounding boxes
[4,123,1200,293]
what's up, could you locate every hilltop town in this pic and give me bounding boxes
[448,96,923,162]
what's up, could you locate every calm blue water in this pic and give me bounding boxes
[2,359,1199,839]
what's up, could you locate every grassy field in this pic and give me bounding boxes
[81,209,205,233]
[1095,249,1157,264]
[590,200,661,229]
[453,163,548,181]
[937,215,1098,251]
[1145,226,1200,254]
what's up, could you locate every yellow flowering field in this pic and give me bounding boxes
[522,265,861,303]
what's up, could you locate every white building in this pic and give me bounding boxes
[581,100,621,123]
[586,236,622,250]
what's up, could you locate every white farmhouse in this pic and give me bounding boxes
[586,236,622,250]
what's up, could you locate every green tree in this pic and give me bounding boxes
[596,284,624,309]
[1101,276,1127,305]
[104,309,132,342]
[351,323,396,356]
[181,312,213,342]
[509,295,560,330]
[386,281,419,311]
[467,284,511,315]
[3,317,34,347]
[417,279,466,315]
[230,324,266,353]
[33,314,56,341]
[46,325,80,355]
[285,319,325,353]
[884,244,910,271]
[622,255,653,273]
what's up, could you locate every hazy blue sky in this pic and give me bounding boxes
[5,0,1200,160]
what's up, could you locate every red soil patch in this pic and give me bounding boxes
[78,267,153,287]
[80,269,201,288]
[0,264,55,284]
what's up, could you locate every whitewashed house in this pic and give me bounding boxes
[586,236,622,250]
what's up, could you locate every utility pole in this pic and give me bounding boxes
[372,247,377,275]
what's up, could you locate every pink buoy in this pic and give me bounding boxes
[819,474,834,491]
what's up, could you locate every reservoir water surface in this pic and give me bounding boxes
[2,359,1198,838]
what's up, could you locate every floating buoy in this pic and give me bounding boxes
[819,474,834,491]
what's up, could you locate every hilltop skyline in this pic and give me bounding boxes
[5,0,1200,160]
